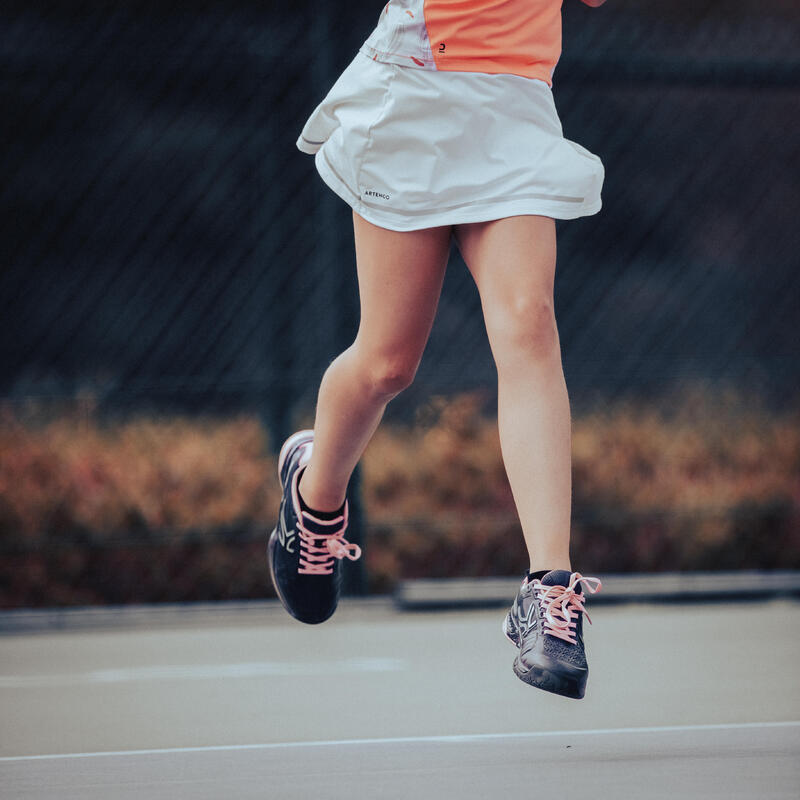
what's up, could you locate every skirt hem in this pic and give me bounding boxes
[312,147,601,231]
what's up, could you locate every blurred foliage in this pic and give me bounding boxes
[0,408,279,605]
[362,391,800,591]
[1,390,798,606]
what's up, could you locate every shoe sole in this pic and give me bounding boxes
[269,429,312,624]
[512,657,587,699]
[267,529,296,621]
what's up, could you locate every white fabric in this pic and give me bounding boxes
[361,0,435,69]
[296,53,603,231]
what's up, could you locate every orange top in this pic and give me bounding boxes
[361,0,564,85]
[426,0,561,82]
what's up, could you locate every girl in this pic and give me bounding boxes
[268,0,605,699]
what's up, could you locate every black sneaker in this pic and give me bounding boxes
[267,430,361,624]
[503,570,601,699]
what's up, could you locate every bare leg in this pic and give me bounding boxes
[299,212,452,511]
[454,215,571,573]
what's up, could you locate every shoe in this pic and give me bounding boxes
[503,570,601,699]
[267,430,361,624]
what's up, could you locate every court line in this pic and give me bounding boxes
[0,657,406,688]
[1,721,797,762]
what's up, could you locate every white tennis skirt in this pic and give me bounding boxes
[297,52,604,232]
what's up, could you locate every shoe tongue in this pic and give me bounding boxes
[541,569,573,587]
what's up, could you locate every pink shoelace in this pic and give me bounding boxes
[532,572,602,644]
[298,524,361,575]
[291,467,361,576]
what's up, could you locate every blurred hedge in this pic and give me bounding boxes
[362,391,800,591]
[1,391,798,606]
[0,410,278,605]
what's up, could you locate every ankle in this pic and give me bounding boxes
[297,469,347,516]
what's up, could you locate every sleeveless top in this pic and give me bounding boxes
[360,0,563,85]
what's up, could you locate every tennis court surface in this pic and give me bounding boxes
[2,599,798,798]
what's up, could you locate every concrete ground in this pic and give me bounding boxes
[1,599,799,798]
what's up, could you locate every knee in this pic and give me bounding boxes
[356,350,420,400]
[488,294,560,368]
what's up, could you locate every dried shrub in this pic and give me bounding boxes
[361,390,800,588]
[0,410,280,605]
[0,413,277,538]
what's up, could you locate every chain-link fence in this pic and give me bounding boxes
[2,0,799,605]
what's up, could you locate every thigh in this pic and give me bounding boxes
[454,215,557,309]
[353,211,452,359]
[454,215,558,365]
